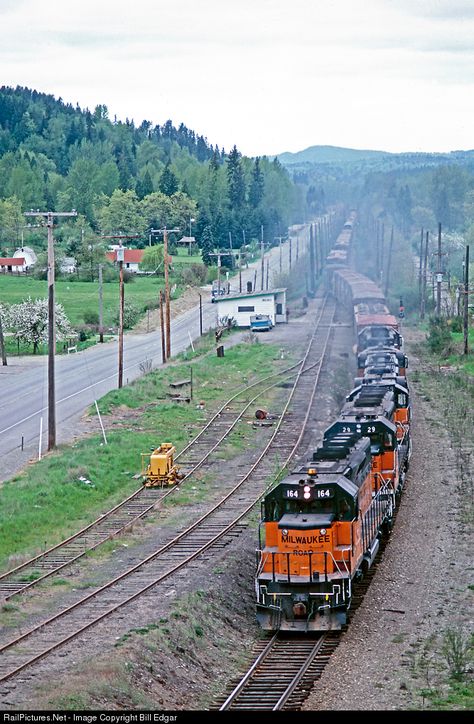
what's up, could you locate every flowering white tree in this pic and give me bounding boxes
[8,297,73,354]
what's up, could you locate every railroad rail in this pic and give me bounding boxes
[0,351,306,600]
[0,296,336,691]
[217,632,340,710]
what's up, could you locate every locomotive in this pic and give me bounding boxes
[255,213,410,632]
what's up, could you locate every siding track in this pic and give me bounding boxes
[0,296,336,693]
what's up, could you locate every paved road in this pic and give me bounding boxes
[0,226,311,482]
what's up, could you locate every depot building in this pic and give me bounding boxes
[213,288,287,327]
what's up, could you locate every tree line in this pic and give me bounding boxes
[0,86,299,264]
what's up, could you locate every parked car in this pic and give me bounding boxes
[250,314,273,332]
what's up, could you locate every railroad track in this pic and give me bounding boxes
[0,296,336,692]
[216,632,340,710]
[0,347,306,600]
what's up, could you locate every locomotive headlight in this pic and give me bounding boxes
[320,528,327,535]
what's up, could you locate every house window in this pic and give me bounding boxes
[276,303,283,315]
[238,305,255,312]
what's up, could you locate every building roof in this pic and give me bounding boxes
[106,249,144,264]
[0,257,25,266]
[14,246,37,261]
[215,288,286,302]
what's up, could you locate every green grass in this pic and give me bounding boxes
[421,681,474,710]
[0,339,287,570]
[0,275,182,328]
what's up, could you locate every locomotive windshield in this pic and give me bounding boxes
[264,491,352,522]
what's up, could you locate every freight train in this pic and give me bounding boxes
[255,213,410,632]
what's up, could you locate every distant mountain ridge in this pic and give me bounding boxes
[277,145,390,165]
[276,144,474,174]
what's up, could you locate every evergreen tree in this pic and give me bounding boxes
[159,162,179,196]
[136,168,154,199]
[200,225,214,266]
[249,157,264,208]
[226,145,246,210]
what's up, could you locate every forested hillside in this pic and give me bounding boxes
[0,86,299,259]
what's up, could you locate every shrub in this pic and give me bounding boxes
[83,310,99,325]
[114,300,140,329]
[427,316,453,356]
[177,263,208,285]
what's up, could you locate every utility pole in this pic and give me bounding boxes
[117,244,125,387]
[289,236,292,271]
[98,263,104,343]
[101,234,140,385]
[199,293,203,336]
[436,222,443,317]
[421,230,429,320]
[275,236,284,274]
[24,210,77,450]
[309,225,315,294]
[260,225,265,290]
[384,226,394,296]
[464,245,470,355]
[153,227,180,360]
[418,228,424,308]
[159,290,166,363]
[0,311,7,366]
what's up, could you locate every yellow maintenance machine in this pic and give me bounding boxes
[141,443,184,487]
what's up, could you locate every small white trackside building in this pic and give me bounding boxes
[213,288,287,328]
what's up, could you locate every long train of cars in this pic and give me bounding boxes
[255,212,411,632]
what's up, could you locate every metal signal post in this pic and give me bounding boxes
[24,210,77,450]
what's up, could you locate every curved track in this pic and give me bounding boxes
[0,356,304,600]
[0,296,336,690]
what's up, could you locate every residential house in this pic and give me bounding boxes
[106,248,144,273]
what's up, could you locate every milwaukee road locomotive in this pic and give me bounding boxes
[255,213,411,632]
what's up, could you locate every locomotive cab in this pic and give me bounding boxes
[256,435,376,632]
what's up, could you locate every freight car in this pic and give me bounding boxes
[255,212,410,632]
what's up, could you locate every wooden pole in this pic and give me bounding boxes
[118,257,124,388]
[464,245,470,355]
[164,229,171,359]
[0,311,7,366]
[421,230,429,320]
[418,228,424,312]
[46,214,56,449]
[98,263,104,343]
[384,226,394,297]
[436,222,442,317]
[160,290,166,364]
[260,225,264,290]
[199,293,203,336]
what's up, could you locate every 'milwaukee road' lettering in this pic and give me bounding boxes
[281,534,330,544]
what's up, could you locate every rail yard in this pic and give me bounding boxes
[0,217,471,712]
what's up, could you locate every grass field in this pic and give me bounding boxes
[0,275,174,327]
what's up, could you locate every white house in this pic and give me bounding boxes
[213,288,287,328]
[60,257,77,274]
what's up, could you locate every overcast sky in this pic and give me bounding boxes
[1,0,474,157]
